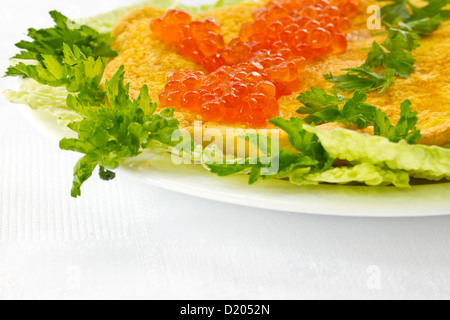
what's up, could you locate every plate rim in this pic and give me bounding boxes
[19,104,450,218]
[120,164,450,218]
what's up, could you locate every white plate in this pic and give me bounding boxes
[21,106,450,217]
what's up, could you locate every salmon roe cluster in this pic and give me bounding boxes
[151,0,360,126]
[158,67,280,126]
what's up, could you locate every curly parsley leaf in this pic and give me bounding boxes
[5,10,184,197]
[374,100,422,144]
[339,91,378,129]
[402,15,446,35]
[365,41,417,78]
[208,161,256,177]
[324,66,396,93]
[6,10,116,67]
[8,44,107,105]
[60,66,182,197]
[207,148,320,184]
[381,28,421,51]
[412,0,450,18]
[296,88,346,111]
[296,89,422,144]
[378,0,412,25]
[296,88,345,124]
[324,28,418,91]
[298,90,376,128]
[326,0,449,93]
[381,0,450,35]
[378,0,450,25]
[5,10,117,104]
[99,166,117,181]
[269,117,334,171]
[381,0,450,21]
[206,118,334,184]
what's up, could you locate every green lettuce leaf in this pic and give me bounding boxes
[60,66,182,197]
[204,138,412,188]
[305,125,450,181]
[3,79,81,127]
[291,163,411,188]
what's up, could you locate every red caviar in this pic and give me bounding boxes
[151,0,360,126]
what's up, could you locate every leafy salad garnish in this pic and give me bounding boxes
[297,88,422,144]
[325,0,450,93]
[207,118,334,184]
[379,0,450,32]
[324,66,396,93]
[9,44,107,105]
[60,66,181,197]
[3,2,450,197]
[5,11,182,197]
[6,11,116,77]
[6,11,116,106]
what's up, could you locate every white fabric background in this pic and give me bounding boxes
[0,0,449,300]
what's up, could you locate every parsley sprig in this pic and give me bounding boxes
[206,118,334,184]
[10,44,107,105]
[5,11,182,197]
[297,88,422,144]
[5,11,118,105]
[325,27,420,92]
[379,0,450,33]
[60,67,181,197]
[325,0,449,93]
[6,11,116,70]
[324,66,396,93]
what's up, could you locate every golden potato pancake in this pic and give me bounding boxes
[103,0,450,147]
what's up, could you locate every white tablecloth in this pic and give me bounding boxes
[1,0,450,300]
